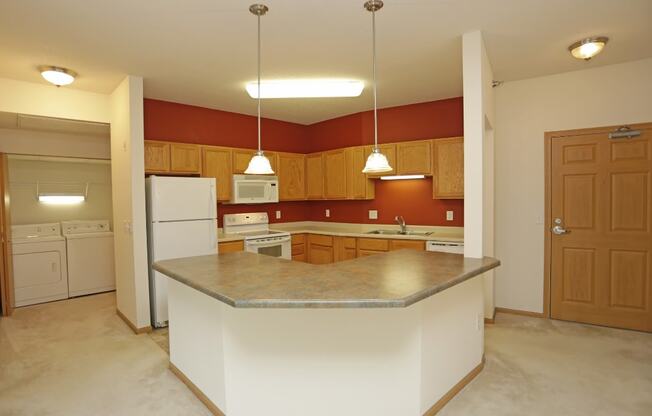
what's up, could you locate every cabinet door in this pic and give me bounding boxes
[364,144,396,177]
[218,240,244,253]
[305,153,324,199]
[170,143,201,174]
[232,149,278,174]
[396,140,432,175]
[357,238,389,251]
[432,137,464,199]
[389,239,425,251]
[309,244,334,264]
[346,147,374,200]
[334,236,357,262]
[324,149,347,199]
[278,153,306,200]
[357,249,385,257]
[202,147,232,201]
[144,141,170,173]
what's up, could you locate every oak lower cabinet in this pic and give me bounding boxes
[218,240,244,253]
[389,239,425,251]
[291,234,307,262]
[432,137,464,199]
[364,144,396,177]
[323,149,347,199]
[201,146,232,201]
[396,140,432,175]
[144,140,171,173]
[356,238,389,257]
[345,147,375,200]
[232,149,278,174]
[305,153,324,199]
[278,152,306,200]
[334,237,357,262]
[307,234,334,264]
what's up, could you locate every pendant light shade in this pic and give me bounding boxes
[245,3,275,175]
[362,148,392,173]
[362,0,392,174]
[245,151,274,175]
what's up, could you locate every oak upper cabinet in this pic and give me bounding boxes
[345,146,374,200]
[232,149,279,174]
[278,152,306,200]
[396,140,432,175]
[432,137,464,199]
[201,146,233,201]
[364,144,396,177]
[305,153,324,200]
[323,149,347,199]
[144,140,171,173]
[170,143,201,174]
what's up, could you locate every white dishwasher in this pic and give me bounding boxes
[426,240,464,254]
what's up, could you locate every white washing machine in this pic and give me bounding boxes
[62,220,116,297]
[12,223,69,307]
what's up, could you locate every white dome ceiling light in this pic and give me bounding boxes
[568,37,609,61]
[39,66,77,86]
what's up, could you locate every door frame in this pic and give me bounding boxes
[543,122,652,319]
[0,153,14,316]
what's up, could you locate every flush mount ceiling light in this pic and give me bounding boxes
[244,3,274,175]
[362,0,392,174]
[38,65,77,86]
[568,37,609,60]
[245,79,364,99]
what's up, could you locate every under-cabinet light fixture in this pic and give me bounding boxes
[380,175,426,181]
[38,195,86,205]
[246,79,364,99]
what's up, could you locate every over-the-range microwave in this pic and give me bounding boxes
[230,174,279,204]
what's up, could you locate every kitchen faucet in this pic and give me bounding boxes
[395,215,407,234]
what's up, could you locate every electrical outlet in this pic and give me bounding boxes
[325,209,330,218]
[275,210,281,219]
[446,211,454,221]
[368,210,378,220]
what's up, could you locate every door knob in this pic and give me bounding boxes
[552,218,569,235]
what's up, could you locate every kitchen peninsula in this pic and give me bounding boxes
[154,250,499,416]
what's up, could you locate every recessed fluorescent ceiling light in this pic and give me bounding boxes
[38,66,77,86]
[568,37,608,60]
[38,195,85,204]
[245,80,364,99]
[380,175,426,181]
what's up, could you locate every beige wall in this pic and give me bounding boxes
[494,58,652,313]
[110,76,150,330]
[7,157,113,226]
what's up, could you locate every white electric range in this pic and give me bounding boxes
[223,213,291,259]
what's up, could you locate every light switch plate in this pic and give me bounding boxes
[325,209,330,218]
[275,210,281,219]
[369,210,378,220]
[446,211,454,221]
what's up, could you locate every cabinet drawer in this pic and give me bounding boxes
[309,234,333,247]
[357,238,389,251]
[291,243,305,256]
[291,234,306,245]
[357,249,385,257]
[389,239,425,251]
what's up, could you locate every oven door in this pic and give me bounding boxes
[245,236,291,260]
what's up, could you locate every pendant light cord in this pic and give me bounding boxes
[372,8,378,150]
[257,13,262,153]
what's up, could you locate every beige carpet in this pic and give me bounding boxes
[1,293,651,415]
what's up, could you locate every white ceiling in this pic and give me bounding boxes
[1,0,650,124]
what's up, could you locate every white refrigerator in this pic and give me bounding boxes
[146,176,218,328]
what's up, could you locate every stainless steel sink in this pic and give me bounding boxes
[366,230,432,236]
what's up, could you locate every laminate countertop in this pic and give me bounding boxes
[154,250,498,308]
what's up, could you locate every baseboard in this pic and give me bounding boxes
[170,362,225,416]
[116,308,152,334]
[484,309,496,324]
[495,307,545,318]
[423,356,485,416]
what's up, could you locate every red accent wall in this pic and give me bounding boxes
[143,97,464,227]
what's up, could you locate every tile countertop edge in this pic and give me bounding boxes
[153,255,499,309]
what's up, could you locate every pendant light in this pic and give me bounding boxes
[362,0,392,174]
[245,3,274,175]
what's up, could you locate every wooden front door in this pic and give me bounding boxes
[549,124,652,332]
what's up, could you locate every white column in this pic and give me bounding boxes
[110,76,150,330]
[463,31,496,319]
